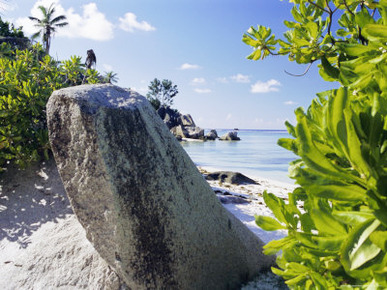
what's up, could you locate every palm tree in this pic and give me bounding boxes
[103,71,119,84]
[29,3,68,54]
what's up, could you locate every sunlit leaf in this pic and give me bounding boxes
[341,219,381,271]
[255,215,286,231]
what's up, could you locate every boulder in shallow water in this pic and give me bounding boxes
[47,84,274,290]
[206,129,218,140]
[180,114,196,127]
[185,126,204,139]
[219,130,241,141]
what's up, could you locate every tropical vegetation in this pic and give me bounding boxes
[0,18,29,51]
[29,3,68,54]
[0,13,111,170]
[146,78,179,110]
[103,71,119,84]
[244,0,387,288]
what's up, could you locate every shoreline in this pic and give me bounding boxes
[0,159,291,289]
[198,165,295,189]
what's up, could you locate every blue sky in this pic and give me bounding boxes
[4,0,335,129]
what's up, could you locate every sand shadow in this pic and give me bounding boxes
[0,158,73,248]
[222,203,286,244]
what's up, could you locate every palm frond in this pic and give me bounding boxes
[51,15,67,24]
[31,31,41,40]
[28,16,41,23]
[54,22,68,28]
[37,5,48,18]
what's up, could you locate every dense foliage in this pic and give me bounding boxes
[0,43,103,169]
[244,0,387,288]
[146,78,178,110]
[0,17,30,52]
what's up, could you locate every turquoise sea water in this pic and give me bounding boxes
[180,130,296,184]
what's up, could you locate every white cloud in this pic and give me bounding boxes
[180,63,200,70]
[216,77,228,84]
[230,73,250,83]
[251,79,281,93]
[119,12,156,33]
[191,77,206,85]
[226,113,232,120]
[16,1,114,41]
[194,88,211,94]
[284,101,297,105]
[60,3,114,41]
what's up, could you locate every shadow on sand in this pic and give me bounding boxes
[0,158,73,248]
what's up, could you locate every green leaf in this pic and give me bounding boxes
[263,191,287,224]
[311,235,345,252]
[255,215,286,231]
[355,7,375,28]
[246,49,262,61]
[362,24,387,41]
[278,138,298,154]
[333,211,374,225]
[341,43,375,56]
[369,231,387,251]
[263,236,297,255]
[344,107,371,177]
[285,273,307,286]
[341,219,381,271]
[287,262,310,273]
[310,209,347,236]
[310,272,328,289]
[308,183,367,201]
[321,56,339,80]
[284,120,297,137]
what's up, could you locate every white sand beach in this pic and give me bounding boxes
[0,159,295,289]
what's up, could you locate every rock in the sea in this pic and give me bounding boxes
[185,126,204,139]
[206,129,218,140]
[170,124,204,139]
[206,171,259,185]
[47,84,274,290]
[219,130,241,141]
[180,113,196,127]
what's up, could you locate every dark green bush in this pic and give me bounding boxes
[0,44,102,169]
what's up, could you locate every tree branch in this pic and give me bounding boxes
[307,0,330,13]
[284,62,315,77]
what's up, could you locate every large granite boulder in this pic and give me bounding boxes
[185,126,204,139]
[205,171,259,185]
[219,130,241,141]
[179,114,196,127]
[170,123,205,140]
[206,129,218,140]
[47,84,274,290]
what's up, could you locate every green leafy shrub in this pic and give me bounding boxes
[0,17,30,50]
[146,78,179,110]
[0,43,103,169]
[244,0,387,288]
[0,45,61,168]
